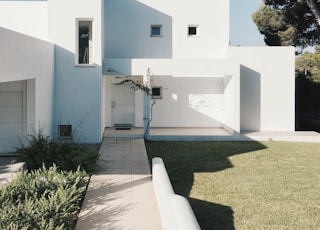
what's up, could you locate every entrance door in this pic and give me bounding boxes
[111,84,135,127]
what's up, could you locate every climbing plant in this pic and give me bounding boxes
[114,68,156,138]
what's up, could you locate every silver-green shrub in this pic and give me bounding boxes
[0,164,89,230]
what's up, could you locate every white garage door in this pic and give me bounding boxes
[0,91,23,153]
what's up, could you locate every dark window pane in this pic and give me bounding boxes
[59,125,72,137]
[188,26,197,35]
[151,25,161,36]
[78,21,91,64]
[152,87,160,96]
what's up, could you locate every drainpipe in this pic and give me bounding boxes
[143,90,150,139]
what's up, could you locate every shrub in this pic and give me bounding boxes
[17,128,100,173]
[0,164,89,230]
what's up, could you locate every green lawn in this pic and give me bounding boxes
[146,141,320,230]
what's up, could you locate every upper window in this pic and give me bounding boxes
[151,86,162,99]
[151,25,162,37]
[188,25,199,37]
[76,20,93,65]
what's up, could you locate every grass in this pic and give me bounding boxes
[146,141,320,230]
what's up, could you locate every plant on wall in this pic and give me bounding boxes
[115,68,153,94]
[114,68,156,138]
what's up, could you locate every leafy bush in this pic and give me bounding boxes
[17,128,100,173]
[0,165,89,230]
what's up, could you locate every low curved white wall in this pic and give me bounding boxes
[152,157,200,230]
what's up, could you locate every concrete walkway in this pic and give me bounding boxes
[0,158,24,187]
[75,138,162,230]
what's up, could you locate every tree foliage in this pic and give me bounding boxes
[296,46,320,83]
[253,0,320,53]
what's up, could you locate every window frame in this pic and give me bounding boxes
[188,25,199,37]
[75,18,94,67]
[150,24,162,37]
[58,125,72,139]
[151,86,163,99]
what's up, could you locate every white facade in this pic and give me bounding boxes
[48,0,104,143]
[0,0,295,151]
[104,0,229,59]
[0,1,48,41]
[228,47,295,132]
[0,26,54,152]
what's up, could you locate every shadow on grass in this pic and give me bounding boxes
[146,141,266,230]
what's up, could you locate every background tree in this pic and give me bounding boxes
[253,0,320,53]
[253,1,320,132]
[295,47,320,83]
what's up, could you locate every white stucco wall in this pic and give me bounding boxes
[0,1,48,40]
[49,0,104,142]
[104,0,229,59]
[104,58,239,76]
[228,47,295,132]
[150,76,228,128]
[171,0,229,58]
[0,27,54,137]
[104,0,172,58]
[48,0,103,65]
[104,58,240,131]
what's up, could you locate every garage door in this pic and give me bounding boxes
[0,91,23,153]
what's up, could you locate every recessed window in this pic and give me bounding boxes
[151,87,162,99]
[59,125,72,138]
[76,19,93,65]
[188,25,199,36]
[151,25,162,37]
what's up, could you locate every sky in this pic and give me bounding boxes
[230,0,265,47]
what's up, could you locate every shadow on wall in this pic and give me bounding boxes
[104,0,173,59]
[53,45,102,142]
[146,141,266,230]
[240,65,261,131]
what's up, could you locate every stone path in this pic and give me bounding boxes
[75,138,162,230]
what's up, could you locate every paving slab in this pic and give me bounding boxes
[76,138,162,230]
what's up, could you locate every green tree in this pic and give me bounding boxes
[253,0,320,53]
[296,46,320,83]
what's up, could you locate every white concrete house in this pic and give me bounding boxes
[0,0,295,152]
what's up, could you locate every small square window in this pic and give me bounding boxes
[188,25,199,36]
[151,87,162,99]
[59,125,72,138]
[151,25,162,37]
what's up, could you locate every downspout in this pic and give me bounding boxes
[143,90,150,139]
